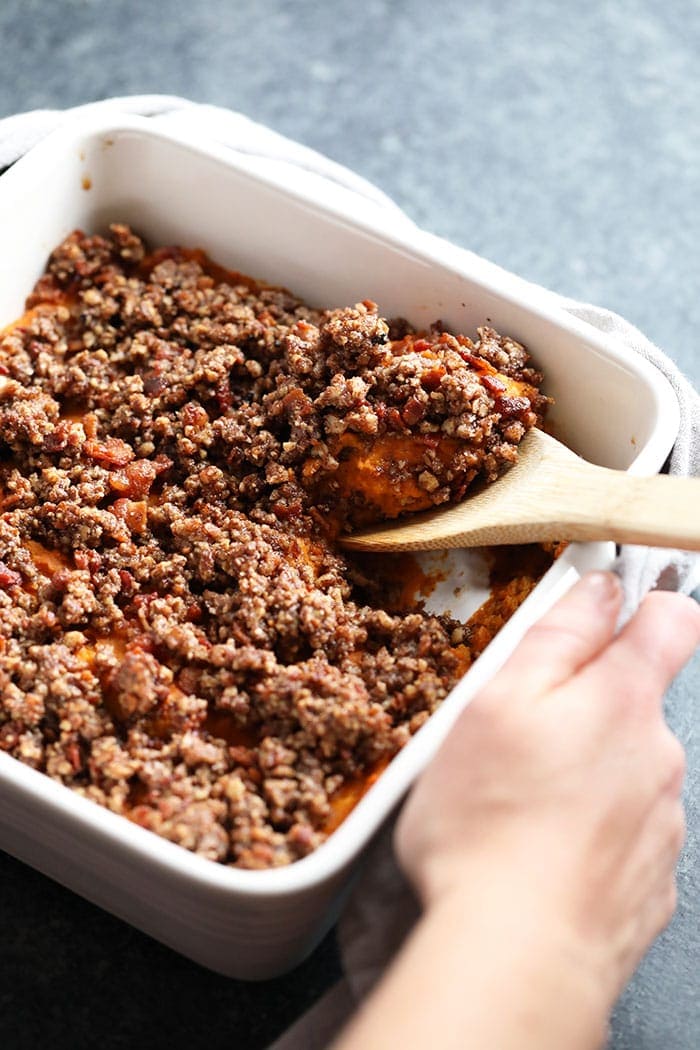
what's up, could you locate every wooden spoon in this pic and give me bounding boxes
[340,427,700,552]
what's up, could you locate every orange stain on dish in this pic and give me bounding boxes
[326,758,390,833]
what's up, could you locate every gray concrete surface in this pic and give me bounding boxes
[0,1,698,1047]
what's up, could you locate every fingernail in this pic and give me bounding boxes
[579,571,621,601]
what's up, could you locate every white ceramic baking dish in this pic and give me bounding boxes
[0,115,679,979]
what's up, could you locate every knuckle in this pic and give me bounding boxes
[465,687,509,727]
[661,879,679,929]
[670,807,686,857]
[526,620,588,654]
[470,682,503,710]
[658,728,686,790]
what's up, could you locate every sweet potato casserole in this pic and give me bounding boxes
[0,225,550,868]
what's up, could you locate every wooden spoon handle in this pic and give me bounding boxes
[529,464,700,550]
[432,465,700,550]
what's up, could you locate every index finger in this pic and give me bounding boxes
[576,590,700,709]
[482,571,623,702]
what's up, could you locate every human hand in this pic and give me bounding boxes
[395,572,700,1010]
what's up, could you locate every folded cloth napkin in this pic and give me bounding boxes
[1,96,698,1049]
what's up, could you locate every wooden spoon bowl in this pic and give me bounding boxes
[341,428,700,553]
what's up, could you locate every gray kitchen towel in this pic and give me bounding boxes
[0,96,697,1050]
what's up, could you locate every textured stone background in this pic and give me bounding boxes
[0,1,698,1047]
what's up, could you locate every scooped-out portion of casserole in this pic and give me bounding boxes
[0,224,551,868]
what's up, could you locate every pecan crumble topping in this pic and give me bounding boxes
[0,225,548,868]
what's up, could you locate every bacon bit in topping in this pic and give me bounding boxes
[301,458,322,480]
[182,402,209,430]
[457,349,489,371]
[50,567,73,591]
[42,424,68,454]
[112,498,148,534]
[497,395,531,418]
[279,387,312,416]
[127,632,154,654]
[119,569,136,597]
[109,459,158,497]
[143,372,168,397]
[0,562,22,589]
[481,373,507,395]
[71,546,88,571]
[153,453,174,475]
[83,413,98,439]
[227,745,257,767]
[73,549,102,573]
[420,366,446,391]
[84,436,134,468]
[216,382,233,412]
[0,723,21,750]
[66,740,84,773]
[271,499,303,520]
[401,396,426,426]
[131,592,157,612]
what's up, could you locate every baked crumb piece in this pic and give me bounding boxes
[0,225,552,868]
